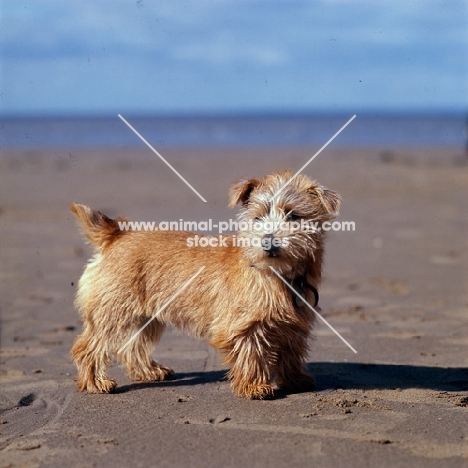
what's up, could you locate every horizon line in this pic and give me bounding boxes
[1,107,467,120]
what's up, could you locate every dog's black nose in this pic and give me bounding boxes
[262,234,280,257]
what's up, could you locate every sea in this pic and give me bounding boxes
[0,112,466,148]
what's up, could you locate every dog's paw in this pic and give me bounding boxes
[96,378,118,393]
[129,364,175,382]
[78,377,117,394]
[154,365,175,381]
[236,383,275,400]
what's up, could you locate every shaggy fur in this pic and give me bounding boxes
[70,169,340,399]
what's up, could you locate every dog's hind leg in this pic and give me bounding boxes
[117,319,174,382]
[71,328,117,394]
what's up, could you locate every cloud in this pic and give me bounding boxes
[172,41,286,67]
[0,0,466,114]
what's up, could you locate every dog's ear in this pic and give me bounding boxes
[321,188,341,215]
[228,178,260,208]
[307,185,341,216]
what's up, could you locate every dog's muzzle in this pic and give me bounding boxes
[262,234,280,257]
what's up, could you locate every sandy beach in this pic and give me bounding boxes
[0,145,467,467]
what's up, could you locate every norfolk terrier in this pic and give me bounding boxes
[70,169,340,399]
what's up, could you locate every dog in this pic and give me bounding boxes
[70,169,340,399]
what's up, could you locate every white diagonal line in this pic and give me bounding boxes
[269,114,356,202]
[118,114,207,203]
[269,266,357,354]
[117,266,206,355]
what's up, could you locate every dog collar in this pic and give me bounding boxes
[291,276,319,308]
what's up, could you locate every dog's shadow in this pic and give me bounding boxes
[114,362,468,395]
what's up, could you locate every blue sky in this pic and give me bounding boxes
[0,0,467,115]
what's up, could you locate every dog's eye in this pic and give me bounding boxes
[287,212,301,221]
[254,217,262,222]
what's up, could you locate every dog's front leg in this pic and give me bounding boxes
[273,332,315,392]
[224,325,277,400]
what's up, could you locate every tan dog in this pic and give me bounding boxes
[70,169,340,399]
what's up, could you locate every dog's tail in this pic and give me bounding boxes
[70,203,127,251]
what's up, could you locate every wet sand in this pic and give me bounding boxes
[0,146,467,467]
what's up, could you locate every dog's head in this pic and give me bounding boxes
[229,169,341,276]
